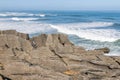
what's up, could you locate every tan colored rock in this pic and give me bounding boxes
[2,30,17,35]
[30,34,47,48]
[30,34,73,49]
[9,66,72,80]
[17,32,29,40]
[58,34,73,45]
[0,30,120,80]
[73,46,86,54]
[0,34,32,52]
[0,76,2,80]
[111,56,120,64]
[96,55,120,69]
[95,47,110,53]
[29,47,67,72]
[0,35,8,49]
[0,74,11,80]
[1,30,29,40]
[18,38,33,52]
[55,44,74,54]
[6,35,21,49]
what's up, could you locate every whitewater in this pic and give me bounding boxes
[0,11,119,56]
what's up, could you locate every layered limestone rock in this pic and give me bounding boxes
[0,30,120,80]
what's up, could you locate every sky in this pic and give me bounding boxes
[0,0,120,11]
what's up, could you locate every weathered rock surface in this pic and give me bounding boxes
[95,47,110,53]
[0,30,120,80]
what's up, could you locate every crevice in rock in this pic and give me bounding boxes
[80,60,110,70]
[20,48,24,51]
[111,72,120,78]
[107,66,112,70]
[12,73,39,76]
[21,59,33,66]
[12,48,16,56]
[87,69,103,72]
[31,41,37,49]
[96,56,102,61]
[69,58,81,62]
[26,34,30,40]
[15,47,19,51]
[18,38,24,51]
[88,61,109,68]
[14,47,24,51]
[50,49,68,66]
[0,74,12,80]
[58,36,65,46]
[112,76,116,78]
[84,71,103,77]
[5,44,9,48]
[90,77,102,80]
[12,73,47,78]
[84,72,88,75]
[62,43,65,46]
[0,64,4,70]
[115,61,120,65]
[110,57,120,67]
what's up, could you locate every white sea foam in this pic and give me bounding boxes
[0,12,47,17]
[35,14,46,17]
[0,12,32,16]
[104,53,120,56]
[0,21,119,56]
[0,21,118,42]
[55,22,114,29]
[11,17,39,21]
[0,21,57,34]
[34,13,58,17]
[0,14,7,16]
[50,22,120,42]
[39,14,45,17]
[0,12,58,18]
[76,39,120,56]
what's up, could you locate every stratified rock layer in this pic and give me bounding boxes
[0,30,119,80]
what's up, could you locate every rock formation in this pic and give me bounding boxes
[0,30,120,80]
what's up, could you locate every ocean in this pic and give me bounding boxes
[0,10,120,56]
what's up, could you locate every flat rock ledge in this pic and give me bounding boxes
[0,30,119,80]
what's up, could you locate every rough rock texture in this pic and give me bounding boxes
[0,30,120,80]
[95,47,110,53]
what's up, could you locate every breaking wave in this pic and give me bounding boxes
[0,21,57,34]
[0,12,34,17]
[0,21,119,56]
[0,12,57,17]
[11,17,39,21]
[50,22,120,42]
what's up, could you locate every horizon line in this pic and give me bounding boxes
[0,9,120,12]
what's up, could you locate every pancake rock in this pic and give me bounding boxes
[0,30,119,80]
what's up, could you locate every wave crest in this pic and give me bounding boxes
[50,22,120,42]
[0,12,55,17]
[11,17,39,21]
[0,22,57,34]
[0,12,33,17]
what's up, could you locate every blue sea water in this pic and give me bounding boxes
[0,10,120,56]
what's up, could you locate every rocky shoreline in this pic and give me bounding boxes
[0,30,120,80]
